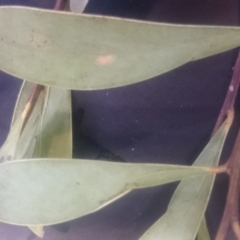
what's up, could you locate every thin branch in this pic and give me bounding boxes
[54,0,63,10]
[215,130,240,240]
[208,165,228,174]
[215,50,240,240]
[232,221,240,240]
[212,51,240,135]
[54,0,67,10]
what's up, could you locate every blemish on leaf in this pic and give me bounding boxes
[95,55,116,66]
[22,102,31,120]
[32,32,48,48]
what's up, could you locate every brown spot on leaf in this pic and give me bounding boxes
[95,55,116,66]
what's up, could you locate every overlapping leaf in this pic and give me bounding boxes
[0,7,240,89]
[2,81,72,236]
[140,118,230,240]
[0,159,211,226]
[31,86,72,158]
[2,82,72,160]
[0,89,45,162]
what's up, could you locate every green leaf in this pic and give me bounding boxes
[31,87,72,158]
[9,82,72,159]
[0,85,45,236]
[0,90,45,162]
[140,119,230,240]
[0,114,24,163]
[1,7,240,90]
[9,82,72,236]
[0,159,210,226]
[197,217,211,240]
[0,84,45,235]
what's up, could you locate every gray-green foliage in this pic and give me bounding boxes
[0,159,209,225]
[0,5,236,239]
[140,120,229,240]
[0,7,240,90]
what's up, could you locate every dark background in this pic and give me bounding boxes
[0,0,239,239]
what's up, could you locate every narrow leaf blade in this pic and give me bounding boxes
[0,115,24,163]
[1,7,240,89]
[0,159,209,226]
[9,83,72,236]
[0,89,45,162]
[32,87,72,158]
[140,120,230,240]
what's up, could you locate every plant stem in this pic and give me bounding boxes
[54,0,63,10]
[212,51,240,135]
[216,129,240,240]
[208,165,228,174]
[215,50,240,240]
[232,221,240,240]
[54,0,68,10]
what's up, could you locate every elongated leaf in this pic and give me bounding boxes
[1,7,240,90]
[0,91,45,162]
[0,159,210,225]
[10,84,72,159]
[197,217,211,240]
[15,95,47,160]
[32,87,72,158]
[1,86,45,236]
[140,119,230,240]
[21,87,71,237]
[0,114,23,163]
[0,81,33,162]
[10,82,72,236]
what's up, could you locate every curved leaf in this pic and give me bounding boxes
[0,7,240,89]
[0,159,210,225]
[140,118,230,240]
[9,82,72,236]
[9,83,72,159]
[31,87,72,158]
[0,90,45,162]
